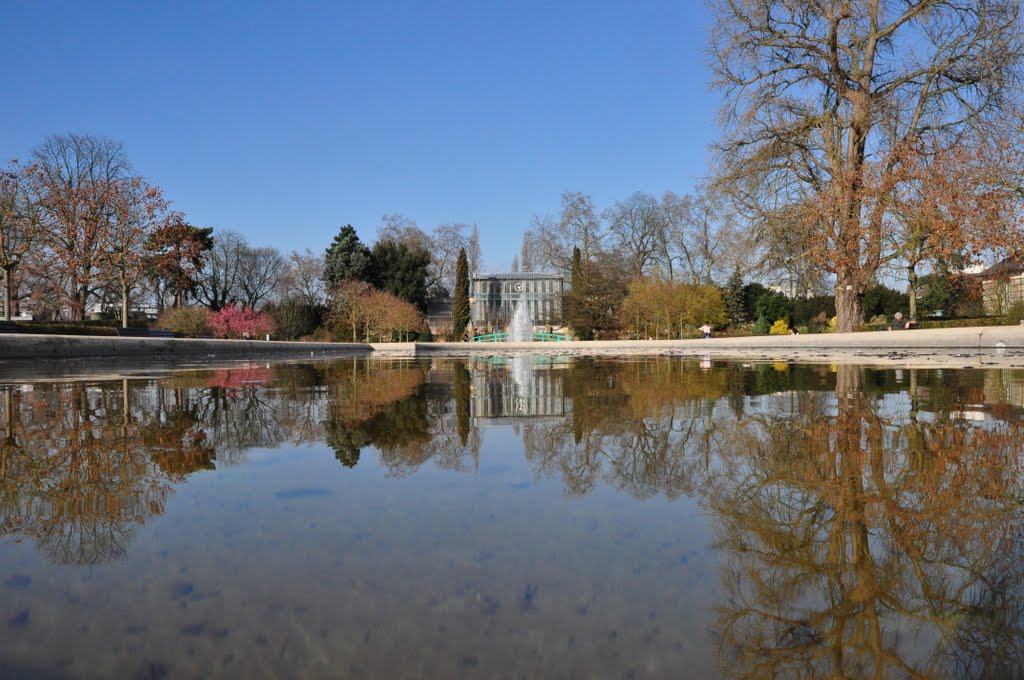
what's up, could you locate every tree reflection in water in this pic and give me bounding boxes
[0,380,210,565]
[1,356,1023,675]
[708,365,1024,679]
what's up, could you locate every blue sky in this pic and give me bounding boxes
[2,1,719,272]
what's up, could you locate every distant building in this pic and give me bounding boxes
[425,299,453,335]
[470,272,563,328]
[979,259,1024,315]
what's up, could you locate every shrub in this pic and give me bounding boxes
[207,305,276,339]
[753,317,771,334]
[157,307,211,337]
[769,319,791,335]
[15,321,121,336]
[264,301,320,340]
[1008,301,1024,324]
[915,316,1015,329]
[827,316,837,333]
[808,311,831,334]
[302,327,334,342]
[755,292,791,328]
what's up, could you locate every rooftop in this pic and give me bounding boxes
[472,272,563,280]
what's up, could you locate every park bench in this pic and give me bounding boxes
[116,327,175,338]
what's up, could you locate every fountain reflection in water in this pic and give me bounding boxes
[509,295,532,342]
[510,355,534,409]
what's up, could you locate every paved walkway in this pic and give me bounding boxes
[411,325,1024,352]
[2,326,1024,369]
[389,327,1024,369]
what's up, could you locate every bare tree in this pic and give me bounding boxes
[606,191,664,279]
[520,229,539,273]
[237,245,284,309]
[664,186,749,287]
[280,249,326,309]
[194,230,246,310]
[32,133,133,319]
[530,192,610,276]
[430,222,471,297]
[710,0,1024,331]
[467,224,482,276]
[377,213,432,251]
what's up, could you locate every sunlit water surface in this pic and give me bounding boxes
[1,356,1023,679]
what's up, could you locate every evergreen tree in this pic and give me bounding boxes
[452,247,470,341]
[566,247,588,338]
[564,247,627,340]
[323,225,374,287]
[371,239,431,312]
[724,267,746,325]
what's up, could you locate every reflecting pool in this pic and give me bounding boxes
[1,357,1023,678]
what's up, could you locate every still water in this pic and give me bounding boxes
[1,356,1023,679]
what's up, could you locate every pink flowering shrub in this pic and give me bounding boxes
[207,304,276,340]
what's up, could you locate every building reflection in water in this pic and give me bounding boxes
[469,356,566,423]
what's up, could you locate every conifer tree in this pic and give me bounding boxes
[724,267,746,325]
[452,247,470,341]
[323,225,374,288]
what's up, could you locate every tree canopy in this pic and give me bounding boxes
[709,0,1024,330]
[323,224,375,288]
[371,239,431,312]
[452,247,470,340]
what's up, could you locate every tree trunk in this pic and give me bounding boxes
[834,278,864,333]
[906,266,918,321]
[74,285,88,321]
[121,279,130,329]
[2,267,11,322]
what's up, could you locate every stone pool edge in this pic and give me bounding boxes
[2,326,1023,367]
[0,333,372,360]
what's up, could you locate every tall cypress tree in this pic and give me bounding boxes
[567,246,594,339]
[452,247,471,340]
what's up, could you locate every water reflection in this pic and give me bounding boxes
[1,357,1023,676]
[710,365,1024,679]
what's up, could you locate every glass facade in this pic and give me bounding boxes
[470,273,564,328]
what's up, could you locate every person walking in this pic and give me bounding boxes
[699,323,713,339]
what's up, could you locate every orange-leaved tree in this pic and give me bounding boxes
[32,133,133,320]
[103,178,175,327]
[885,137,1024,319]
[144,220,214,311]
[0,160,43,321]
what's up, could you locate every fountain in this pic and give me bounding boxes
[510,355,534,413]
[508,296,532,342]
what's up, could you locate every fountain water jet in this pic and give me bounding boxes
[509,296,532,342]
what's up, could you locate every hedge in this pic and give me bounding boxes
[14,320,149,336]
[914,317,1017,329]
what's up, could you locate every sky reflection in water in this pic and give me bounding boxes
[1,357,1023,679]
